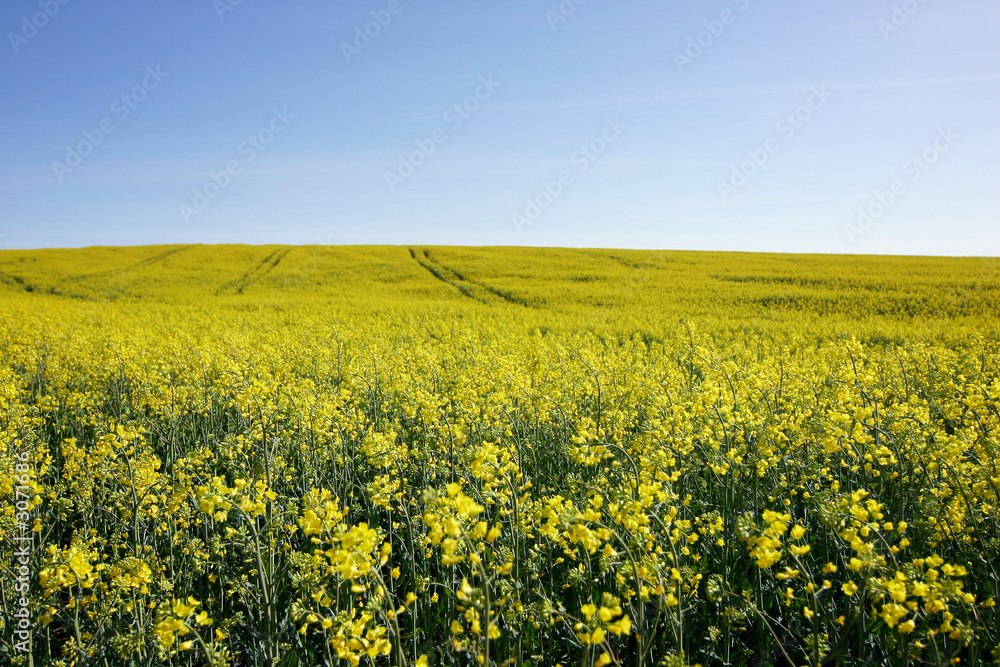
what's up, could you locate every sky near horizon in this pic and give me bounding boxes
[0,0,998,255]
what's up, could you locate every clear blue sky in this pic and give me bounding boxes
[1,0,997,255]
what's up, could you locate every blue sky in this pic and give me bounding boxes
[1,0,997,255]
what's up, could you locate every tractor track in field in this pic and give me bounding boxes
[409,248,488,304]
[409,248,534,308]
[62,245,195,284]
[595,251,660,271]
[216,248,291,295]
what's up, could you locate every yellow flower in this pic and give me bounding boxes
[924,599,947,614]
[155,618,185,647]
[879,603,908,628]
[171,597,199,618]
[606,615,631,636]
[298,509,324,536]
[843,581,859,596]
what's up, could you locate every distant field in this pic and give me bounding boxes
[0,245,996,330]
[1,246,998,667]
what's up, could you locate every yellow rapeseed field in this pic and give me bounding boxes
[1,245,998,667]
